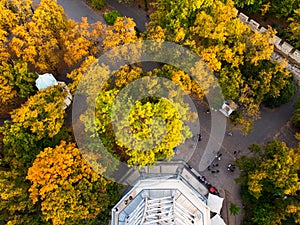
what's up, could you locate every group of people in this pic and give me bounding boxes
[227,163,236,172]
[206,152,237,174]
[207,163,220,173]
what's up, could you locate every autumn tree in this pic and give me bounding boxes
[0,169,50,225]
[291,96,300,130]
[287,9,300,49]
[60,17,105,69]
[233,0,300,17]
[10,86,66,139]
[147,0,213,42]
[1,0,105,74]
[66,56,97,93]
[102,16,140,52]
[1,85,68,168]
[67,17,142,94]
[0,85,70,224]
[115,97,193,167]
[0,61,38,104]
[27,141,120,225]
[80,64,197,168]
[236,141,300,224]
[9,0,70,72]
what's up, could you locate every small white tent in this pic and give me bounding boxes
[207,193,224,214]
[35,73,58,90]
[211,214,226,225]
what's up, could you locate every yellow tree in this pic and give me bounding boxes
[148,0,214,42]
[0,84,70,225]
[156,65,208,100]
[0,169,48,225]
[147,0,286,133]
[10,85,66,139]
[61,17,105,68]
[88,80,195,168]
[114,65,143,88]
[9,0,69,72]
[0,61,38,104]
[102,17,140,52]
[288,9,300,48]
[66,56,97,93]
[119,98,193,167]
[27,141,117,225]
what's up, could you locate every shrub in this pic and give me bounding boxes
[104,10,122,25]
[91,0,106,10]
[229,109,242,125]
[230,203,240,216]
[263,77,297,108]
[291,108,300,130]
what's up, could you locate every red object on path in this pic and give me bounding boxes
[209,186,216,193]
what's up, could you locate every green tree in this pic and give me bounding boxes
[148,0,214,42]
[103,10,122,25]
[0,169,50,225]
[288,9,300,49]
[292,96,300,130]
[236,141,300,224]
[232,0,300,17]
[0,61,38,104]
[262,76,296,108]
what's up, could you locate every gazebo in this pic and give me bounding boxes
[35,73,58,90]
[219,100,238,117]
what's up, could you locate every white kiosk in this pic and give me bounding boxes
[219,100,238,117]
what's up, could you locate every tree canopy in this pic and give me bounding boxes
[79,65,197,168]
[27,141,119,225]
[233,0,300,17]
[237,141,300,224]
[146,0,293,133]
[0,85,70,224]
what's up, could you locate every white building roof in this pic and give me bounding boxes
[112,178,211,225]
[112,162,226,225]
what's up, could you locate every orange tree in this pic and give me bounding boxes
[0,0,106,105]
[3,0,105,73]
[27,141,120,225]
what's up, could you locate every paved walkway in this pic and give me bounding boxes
[106,0,150,31]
